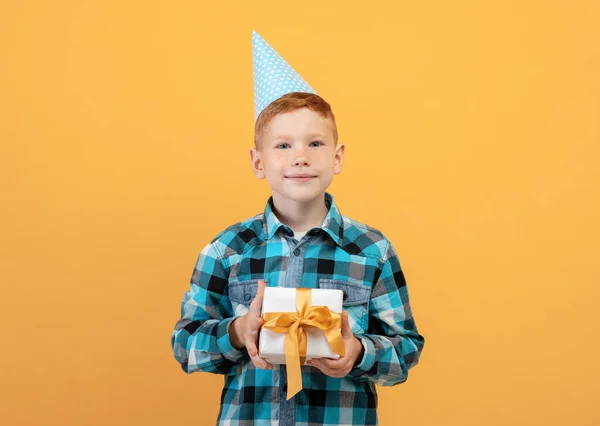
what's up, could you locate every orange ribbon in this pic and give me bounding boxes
[261,288,345,400]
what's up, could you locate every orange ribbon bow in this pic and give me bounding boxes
[261,288,345,400]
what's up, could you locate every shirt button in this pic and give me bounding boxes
[244,293,251,301]
[293,248,301,256]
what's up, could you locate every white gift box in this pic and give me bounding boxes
[258,287,343,365]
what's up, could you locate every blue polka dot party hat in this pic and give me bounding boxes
[252,30,318,122]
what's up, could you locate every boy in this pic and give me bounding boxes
[171,31,425,426]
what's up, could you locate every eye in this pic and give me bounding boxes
[310,141,324,147]
[276,143,290,149]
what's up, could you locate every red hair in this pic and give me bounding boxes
[254,92,338,149]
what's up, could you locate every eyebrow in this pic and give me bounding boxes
[273,133,327,141]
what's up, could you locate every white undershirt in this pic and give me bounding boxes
[293,230,308,240]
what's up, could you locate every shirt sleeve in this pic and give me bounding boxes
[347,238,425,385]
[170,240,247,375]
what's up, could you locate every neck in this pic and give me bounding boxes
[271,192,329,233]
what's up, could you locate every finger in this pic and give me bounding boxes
[251,316,263,332]
[308,359,324,372]
[313,357,343,370]
[249,279,267,315]
[310,358,338,370]
[309,359,339,377]
[341,311,353,339]
[246,334,259,357]
[246,343,258,357]
[250,353,273,369]
[245,317,264,357]
[312,356,352,377]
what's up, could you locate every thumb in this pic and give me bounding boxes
[250,279,267,315]
[341,310,353,339]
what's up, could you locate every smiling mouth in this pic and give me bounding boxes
[286,176,316,181]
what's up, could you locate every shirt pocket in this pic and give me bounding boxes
[318,279,370,333]
[228,279,259,316]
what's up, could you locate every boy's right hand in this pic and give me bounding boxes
[229,279,274,370]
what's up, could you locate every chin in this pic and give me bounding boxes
[275,186,324,202]
[289,190,326,202]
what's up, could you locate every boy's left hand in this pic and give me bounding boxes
[307,310,364,378]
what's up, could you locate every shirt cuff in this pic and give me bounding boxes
[216,316,246,362]
[348,335,376,379]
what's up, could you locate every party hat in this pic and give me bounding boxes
[252,31,317,121]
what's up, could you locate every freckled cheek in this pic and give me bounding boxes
[268,154,287,164]
[264,162,286,177]
[271,157,290,171]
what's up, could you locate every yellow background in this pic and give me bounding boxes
[1,1,598,425]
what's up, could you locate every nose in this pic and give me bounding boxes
[292,147,310,166]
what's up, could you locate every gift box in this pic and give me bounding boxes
[258,287,346,399]
[259,287,344,363]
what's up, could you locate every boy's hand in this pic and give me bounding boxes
[307,311,364,378]
[229,279,273,370]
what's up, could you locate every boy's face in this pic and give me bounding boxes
[250,108,344,204]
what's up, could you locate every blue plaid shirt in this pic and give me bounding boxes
[171,192,425,425]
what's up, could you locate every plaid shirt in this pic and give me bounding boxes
[171,192,425,426]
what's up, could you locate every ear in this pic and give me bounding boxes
[333,143,345,175]
[249,147,266,179]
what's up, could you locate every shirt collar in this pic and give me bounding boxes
[263,192,344,247]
